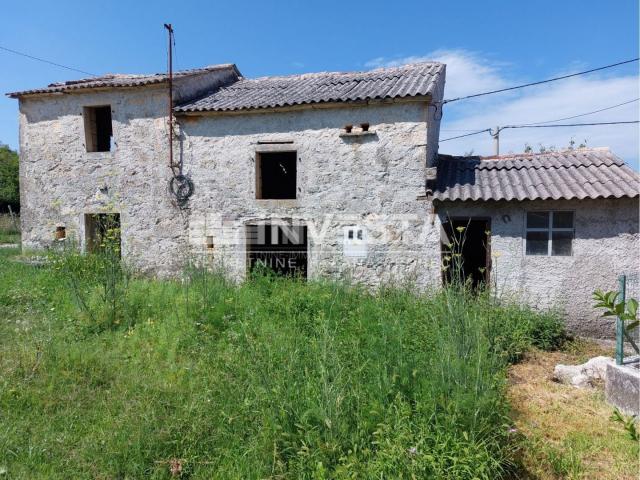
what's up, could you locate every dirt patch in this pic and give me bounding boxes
[509,340,640,479]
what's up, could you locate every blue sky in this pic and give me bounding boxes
[1,0,638,165]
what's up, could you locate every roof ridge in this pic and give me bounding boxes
[236,62,444,84]
[479,146,611,161]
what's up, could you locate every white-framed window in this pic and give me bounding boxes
[525,211,574,256]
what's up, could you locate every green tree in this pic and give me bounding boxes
[0,143,19,210]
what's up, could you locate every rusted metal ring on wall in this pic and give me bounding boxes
[169,174,194,205]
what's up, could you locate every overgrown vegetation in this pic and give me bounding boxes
[610,408,639,442]
[509,344,640,480]
[0,143,19,212]
[0,214,20,244]
[523,138,588,154]
[0,245,567,479]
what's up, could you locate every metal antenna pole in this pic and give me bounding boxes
[164,23,174,169]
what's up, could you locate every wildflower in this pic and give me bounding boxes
[455,226,466,233]
[169,458,182,477]
[408,446,418,456]
[508,427,518,434]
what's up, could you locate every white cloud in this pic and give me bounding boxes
[366,50,639,167]
[366,49,512,101]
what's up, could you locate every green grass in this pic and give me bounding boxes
[0,229,19,244]
[0,247,565,479]
[0,215,20,244]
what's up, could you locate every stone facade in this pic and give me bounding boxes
[181,101,443,287]
[18,85,186,274]
[14,67,639,338]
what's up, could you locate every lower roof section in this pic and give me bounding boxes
[432,148,639,202]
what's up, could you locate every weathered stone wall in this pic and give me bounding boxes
[181,101,443,288]
[437,197,640,337]
[18,82,444,285]
[18,85,188,275]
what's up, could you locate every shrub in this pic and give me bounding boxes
[484,299,566,363]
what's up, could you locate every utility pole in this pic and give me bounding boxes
[492,126,500,156]
[164,23,174,169]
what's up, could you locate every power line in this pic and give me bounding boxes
[502,120,639,130]
[0,45,96,77]
[440,129,491,142]
[521,98,640,125]
[442,97,640,131]
[440,120,639,142]
[442,58,639,104]
[440,128,488,132]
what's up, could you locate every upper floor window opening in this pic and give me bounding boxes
[256,151,297,199]
[83,105,113,152]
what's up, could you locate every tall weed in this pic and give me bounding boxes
[0,256,566,479]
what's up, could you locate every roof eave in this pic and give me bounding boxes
[6,83,168,99]
[431,193,640,203]
[6,63,242,99]
[174,93,434,116]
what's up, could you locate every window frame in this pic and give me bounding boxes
[525,210,575,256]
[83,105,114,153]
[255,149,298,200]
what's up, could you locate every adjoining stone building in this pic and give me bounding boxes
[8,62,639,337]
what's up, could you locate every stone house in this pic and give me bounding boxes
[8,62,639,337]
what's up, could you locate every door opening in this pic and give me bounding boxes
[247,223,307,277]
[85,213,121,256]
[441,218,490,289]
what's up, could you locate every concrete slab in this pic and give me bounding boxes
[605,362,640,416]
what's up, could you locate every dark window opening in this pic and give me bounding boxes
[247,223,307,277]
[55,226,66,240]
[256,151,297,199]
[441,218,491,290]
[85,213,121,256]
[84,106,113,152]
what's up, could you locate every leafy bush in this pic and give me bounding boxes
[484,299,566,363]
[593,289,639,333]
